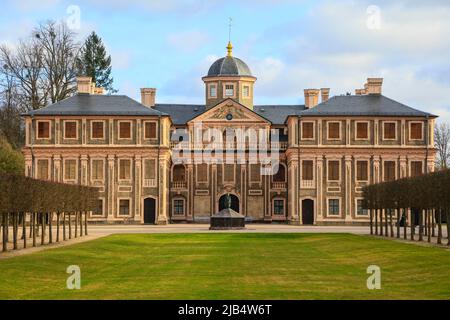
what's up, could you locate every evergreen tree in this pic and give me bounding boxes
[77,31,116,93]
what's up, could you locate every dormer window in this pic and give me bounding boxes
[224,84,234,97]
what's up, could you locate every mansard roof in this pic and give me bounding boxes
[26,94,167,117]
[300,94,436,117]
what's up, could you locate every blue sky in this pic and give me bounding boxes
[1,0,450,122]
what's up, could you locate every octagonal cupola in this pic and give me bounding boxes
[202,42,257,110]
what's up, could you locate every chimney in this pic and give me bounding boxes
[355,89,364,95]
[77,76,92,94]
[367,78,383,95]
[304,89,320,109]
[320,88,330,103]
[140,88,156,108]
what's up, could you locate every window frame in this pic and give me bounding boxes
[382,121,397,141]
[249,163,262,183]
[143,158,157,180]
[222,163,236,183]
[301,159,315,181]
[63,120,78,140]
[327,121,341,140]
[223,82,236,98]
[382,160,397,182]
[326,159,341,182]
[272,198,285,216]
[117,198,131,216]
[327,198,341,217]
[36,120,51,140]
[36,158,50,180]
[91,120,105,140]
[208,83,217,98]
[143,120,158,140]
[118,120,133,140]
[63,158,78,183]
[196,163,209,184]
[92,198,105,217]
[272,163,287,183]
[172,198,186,216]
[355,198,369,217]
[409,121,424,141]
[301,121,315,140]
[355,121,370,141]
[355,159,369,182]
[242,85,250,98]
[90,158,105,183]
[118,158,132,181]
[409,160,424,177]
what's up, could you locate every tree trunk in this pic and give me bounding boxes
[68,212,72,239]
[432,210,436,237]
[13,213,18,250]
[2,214,7,252]
[427,210,431,243]
[23,212,27,249]
[56,213,60,242]
[32,213,36,247]
[437,209,442,245]
[48,213,53,244]
[80,211,83,237]
[380,209,383,236]
[375,209,378,235]
[385,210,389,237]
[389,209,394,237]
[403,208,407,240]
[63,212,66,241]
[74,212,78,238]
[369,209,373,235]
[41,213,45,245]
[85,211,88,236]
[447,210,450,246]
[419,209,424,241]
[396,208,400,238]
[410,210,415,241]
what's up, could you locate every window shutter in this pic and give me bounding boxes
[92,122,104,139]
[302,122,314,139]
[145,159,156,179]
[356,123,368,139]
[250,164,260,182]
[356,161,368,181]
[329,123,340,139]
[145,122,157,139]
[65,122,77,139]
[384,161,395,181]
[224,164,234,182]
[411,161,422,177]
[120,122,131,139]
[410,123,422,140]
[328,161,340,180]
[197,163,208,182]
[302,160,313,180]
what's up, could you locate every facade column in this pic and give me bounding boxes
[373,156,380,184]
[135,155,142,222]
[187,163,194,221]
[288,160,299,223]
[157,156,169,224]
[53,155,62,182]
[345,155,352,221]
[80,155,88,185]
[316,156,323,220]
[399,156,407,178]
[107,155,115,221]
[25,155,33,177]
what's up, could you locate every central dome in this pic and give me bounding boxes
[207,56,253,77]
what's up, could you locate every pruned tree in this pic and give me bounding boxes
[435,122,450,170]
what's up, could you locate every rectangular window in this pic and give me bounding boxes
[356,199,368,216]
[243,86,250,97]
[93,199,103,216]
[250,164,261,182]
[173,199,184,215]
[223,164,234,182]
[328,199,340,216]
[144,122,157,139]
[273,200,284,215]
[119,159,131,180]
[196,163,208,183]
[91,160,104,181]
[410,122,423,140]
[356,160,368,181]
[225,84,234,97]
[209,85,217,98]
[118,199,130,216]
[64,160,77,181]
[119,122,131,139]
[302,160,313,180]
[411,161,423,177]
[37,159,49,180]
[384,161,396,181]
[37,121,50,139]
[383,122,396,140]
[64,121,77,139]
[328,161,340,181]
[302,122,314,139]
[328,122,340,139]
[144,159,156,179]
[356,122,368,139]
[92,121,104,139]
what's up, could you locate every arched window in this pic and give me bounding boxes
[172,164,186,182]
[273,163,286,182]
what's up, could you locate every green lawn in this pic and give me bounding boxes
[0,233,449,299]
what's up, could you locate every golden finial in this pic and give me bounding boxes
[227,17,233,57]
[227,41,233,57]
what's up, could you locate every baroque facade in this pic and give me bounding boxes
[22,42,437,225]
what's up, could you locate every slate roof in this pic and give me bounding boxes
[300,95,435,117]
[207,56,253,77]
[154,104,206,125]
[26,94,167,116]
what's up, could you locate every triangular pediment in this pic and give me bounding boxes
[188,99,271,124]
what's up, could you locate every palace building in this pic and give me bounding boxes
[22,42,437,225]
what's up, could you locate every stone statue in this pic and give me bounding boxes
[225,192,232,209]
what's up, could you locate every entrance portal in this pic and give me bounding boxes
[144,198,156,224]
[301,199,314,225]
